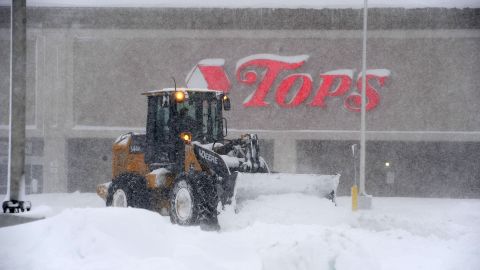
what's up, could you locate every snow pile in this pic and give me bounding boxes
[5,191,105,218]
[1,194,480,270]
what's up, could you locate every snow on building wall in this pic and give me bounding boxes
[0,7,479,197]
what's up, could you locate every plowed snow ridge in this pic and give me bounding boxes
[0,192,479,270]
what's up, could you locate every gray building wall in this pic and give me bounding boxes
[0,7,479,197]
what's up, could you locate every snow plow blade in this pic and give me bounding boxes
[233,172,340,202]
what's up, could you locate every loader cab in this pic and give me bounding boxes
[143,88,227,170]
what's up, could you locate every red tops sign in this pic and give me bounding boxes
[186,54,391,112]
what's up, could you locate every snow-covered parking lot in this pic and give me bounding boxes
[1,192,479,270]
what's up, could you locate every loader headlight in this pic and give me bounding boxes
[174,91,185,103]
[180,132,192,144]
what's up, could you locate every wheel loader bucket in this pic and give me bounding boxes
[232,172,340,203]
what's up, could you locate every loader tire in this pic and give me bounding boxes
[169,172,219,230]
[106,173,151,210]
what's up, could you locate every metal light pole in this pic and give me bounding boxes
[358,0,372,208]
[352,0,372,210]
[2,0,31,213]
[359,0,368,196]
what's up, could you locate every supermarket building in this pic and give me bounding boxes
[0,6,479,197]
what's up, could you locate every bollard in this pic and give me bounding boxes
[351,184,358,211]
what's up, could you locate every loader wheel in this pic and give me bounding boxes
[169,172,219,230]
[106,173,151,209]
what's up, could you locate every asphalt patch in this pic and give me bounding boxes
[0,214,44,228]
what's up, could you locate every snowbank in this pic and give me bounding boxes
[1,191,105,218]
[1,193,479,270]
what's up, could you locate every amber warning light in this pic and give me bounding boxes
[174,91,185,103]
[180,132,192,144]
[222,94,231,111]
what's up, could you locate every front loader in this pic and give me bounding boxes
[97,88,339,229]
